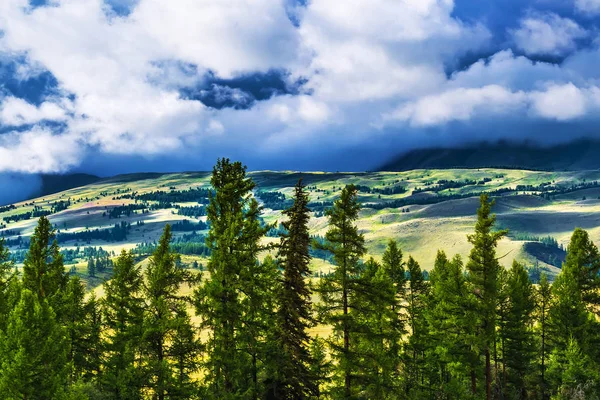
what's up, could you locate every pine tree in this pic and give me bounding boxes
[0,238,15,330]
[315,184,366,399]
[547,229,598,356]
[0,288,68,399]
[272,178,315,399]
[501,261,535,399]
[142,224,199,400]
[536,273,552,400]
[101,250,145,399]
[381,240,406,372]
[562,228,600,312]
[403,256,430,397]
[169,308,202,399]
[354,257,399,398]
[83,294,103,383]
[547,337,598,399]
[466,194,507,399]
[240,253,279,399]
[308,337,332,400]
[22,216,68,317]
[88,257,96,277]
[64,275,93,382]
[426,251,479,398]
[195,158,269,398]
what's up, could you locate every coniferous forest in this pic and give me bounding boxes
[1,158,600,400]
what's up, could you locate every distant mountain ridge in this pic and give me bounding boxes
[37,173,101,198]
[379,140,600,172]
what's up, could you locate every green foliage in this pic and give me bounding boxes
[0,289,68,399]
[101,250,145,399]
[141,224,200,400]
[194,158,272,399]
[271,179,316,399]
[315,184,367,398]
[466,194,507,399]
[22,216,68,314]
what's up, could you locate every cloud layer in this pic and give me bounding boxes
[0,0,599,174]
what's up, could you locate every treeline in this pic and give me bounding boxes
[56,221,135,244]
[356,184,407,195]
[1,159,600,399]
[2,206,52,223]
[117,187,213,204]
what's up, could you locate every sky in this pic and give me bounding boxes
[1,0,600,196]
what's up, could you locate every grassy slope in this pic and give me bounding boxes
[6,168,600,288]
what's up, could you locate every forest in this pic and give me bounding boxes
[0,158,598,400]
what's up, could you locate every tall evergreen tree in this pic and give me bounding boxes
[308,337,332,400]
[535,273,552,400]
[88,257,96,277]
[354,257,399,398]
[500,261,536,399]
[195,158,269,398]
[315,184,367,399]
[403,256,430,397]
[381,240,406,372]
[426,251,479,398]
[22,216,68,317]
[466,194,507,400]
[64,275,93,382]
[142,224,199,400]
[0,238,14,330]
[101,250,145,399]
[0,289,68,399]
[272,178,315,399]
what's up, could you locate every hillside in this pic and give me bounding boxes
[379,140,600,171]
[4,167,600,286]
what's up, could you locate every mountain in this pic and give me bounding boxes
[379,139,600,171]
[37,173,101,197]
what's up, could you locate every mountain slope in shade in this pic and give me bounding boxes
[37,173,101,197]
[379,140,600,171]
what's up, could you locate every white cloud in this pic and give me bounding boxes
[530,83,588,120]
[0,128,81,173]
[387,85,526,126]
[0,97,68,126]
[510,13,587,57]
[575,0,600,16]
[298,0,490,102]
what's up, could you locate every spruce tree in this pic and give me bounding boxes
[272,178,315,399]
[426,251,479,398]
[315,184,366,398]
[195,158,268,398]
[101,250,145,399]
[403,256,430,397]
[308,337,333,400]
[0,238,15,330]
[64,275,93,382]
[83,294,103,383]
[536,273,552,400]
[353,257,399,398]
[381,240,406,372]
[22,216,68,317]
[501,261,535,399]
[0,289,68,399]
[142,224,199,400]
[88,257,96,277]
[466,194,507,400]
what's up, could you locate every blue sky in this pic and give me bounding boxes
[0,0,600,187]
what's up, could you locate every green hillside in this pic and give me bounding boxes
[3,168,599,284]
